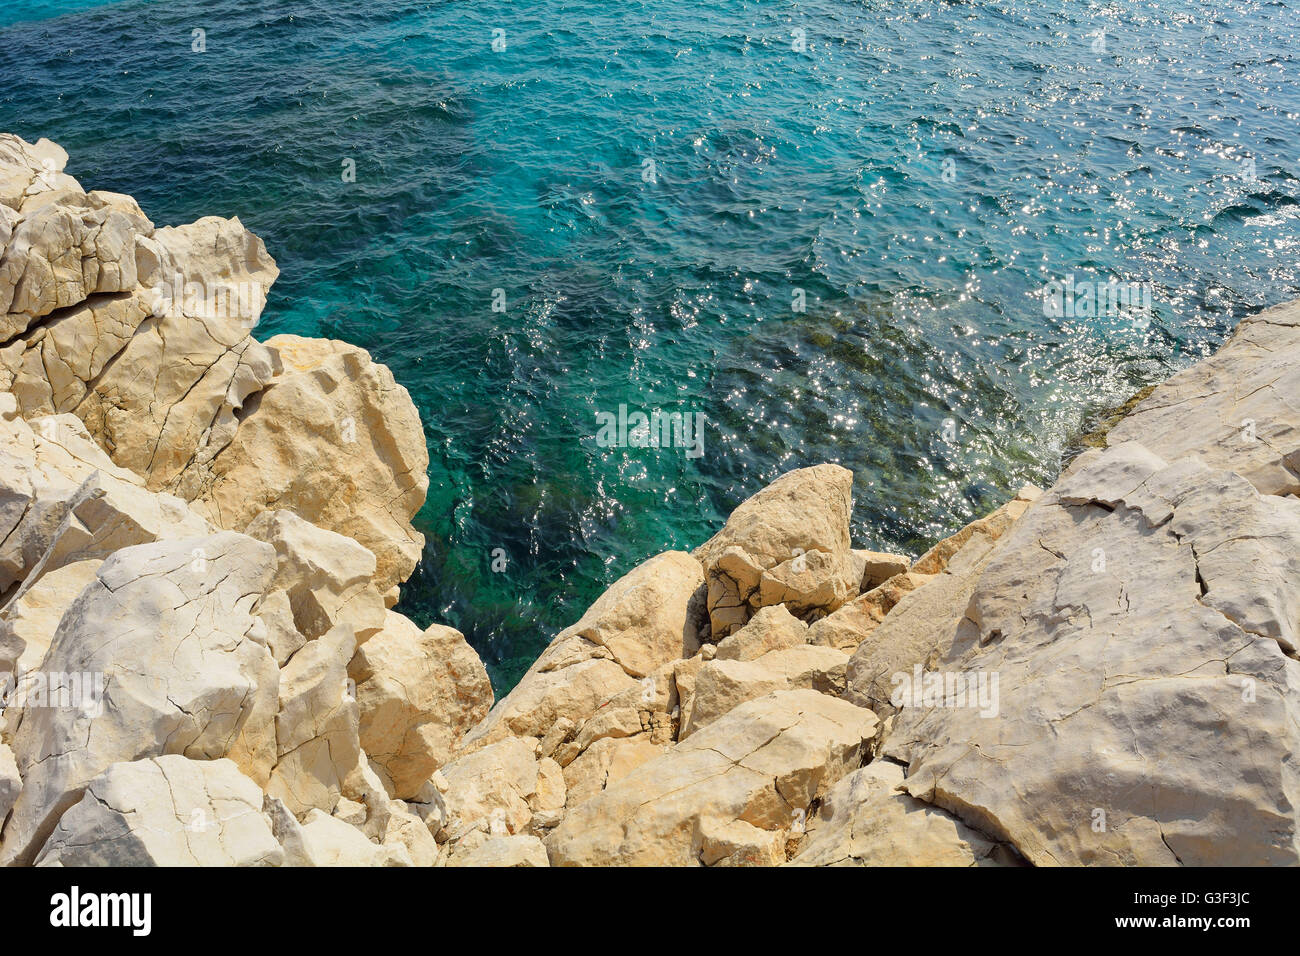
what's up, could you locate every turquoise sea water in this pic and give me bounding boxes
[3,0,1299,691]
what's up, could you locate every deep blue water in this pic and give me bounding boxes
[3,0,1299,691]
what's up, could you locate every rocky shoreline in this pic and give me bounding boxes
[1,134,1297,866]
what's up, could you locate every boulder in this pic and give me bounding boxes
[350,610,492,798]
[439,736,539,842]
[694,465,855,637]
[714,604,808,661]
[267,624,360,815]
[0,188,143,338]
[546,690,877,866]
[10,469,209,603]
[697,817,786,867]
[789,760,1010,866]
[850,549,911,593]
[34,756,282,867]
[196,335,429,593]
[542,550,704,679]
[0,135,79,211]
[0,400,140,592]
[381,799,439,867]
[276,806,410,867]
[461,655,636,751]
[682,645,850,737]
[0,559,100,675]
[244,509,386,644]
[0,532,278,866]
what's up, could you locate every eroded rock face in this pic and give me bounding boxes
[35,756,283,867]
[196,335,429,593]
[545,690,877,866]
[885,443,1300,866]
[350,610,492,799]
[1104,301,1300,497]
[788,761,1010,867]
[0,532,278,866]
[843,487,1039,718]
[695,464,856,637]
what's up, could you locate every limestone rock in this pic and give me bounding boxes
[885,446,1300,865]
[253,588,306,667]
[843,490,1035,717]
[1104,300,1300,496]
[197,334,428,593]
[267,624,360,816]
[552,550,704,679]
[245,509,386,644]
[34,756,282,867]
[789,761,1008,867]
[755,548,857,622]
[382,799,439,867]
[0,135,79,211]
[671,653,710,734]
[562,735,665,810]
[0,559,100,675]
[0,401,140,592]
[714,604,809,661]
[0,532,278,866]
[281,807,410,867]
[850,549,911,593]
[11,469,210,603]
[350,609,492,798]
[1,291,154,415]
[70,217,280,494]
[910,486,1039,575]
[807,571,931,653]
[697,816,786,867]
[682,645,850,737]
[439,736,539,842]
[531,757,566,814]
[0,186,143,338]
[695,465,855,637]
[695,464,854,571]
[446,834,549,867]
[546,690,877,866]
[461,656,636,751]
